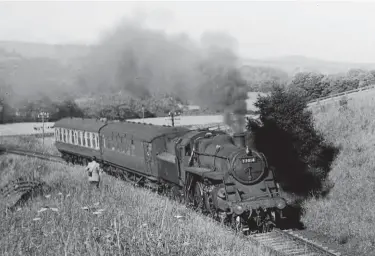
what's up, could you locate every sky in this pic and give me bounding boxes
[1,1,375,63]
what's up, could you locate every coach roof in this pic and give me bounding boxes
[101,121,190,142]
[54,118,107,133]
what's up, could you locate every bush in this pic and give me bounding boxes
[249,85,339,196]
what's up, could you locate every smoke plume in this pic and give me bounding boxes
[79,17,249,129]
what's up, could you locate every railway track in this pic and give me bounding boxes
[0,146,346,256]
[1,146,65,164]
[250,229,343,256]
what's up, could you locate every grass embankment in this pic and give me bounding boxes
[303,99,375,254]
[0,137,273,256]
[0,136,59,155]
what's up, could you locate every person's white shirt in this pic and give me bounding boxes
[86,160,103,182]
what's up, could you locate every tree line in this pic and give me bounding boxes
[0,93,188,124]
[287,69,375,102]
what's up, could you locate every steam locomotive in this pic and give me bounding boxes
[54,117,287,233]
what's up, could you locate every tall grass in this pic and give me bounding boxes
[303,98,375,254]
[0,135,59,155]
[0,153,274,256]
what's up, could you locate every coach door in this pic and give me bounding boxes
[143,142,153,175]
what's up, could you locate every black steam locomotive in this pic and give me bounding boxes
[54,118,287,233]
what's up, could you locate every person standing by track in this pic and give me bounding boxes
[86,156,103,189]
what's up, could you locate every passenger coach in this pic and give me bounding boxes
[54,118,106,164]
[100,121,189,181]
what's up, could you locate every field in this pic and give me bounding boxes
[303,92,375,254]
[0,122,54,136]
[0,136,59,155]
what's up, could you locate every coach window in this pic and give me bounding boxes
[74,131,78,145]
[78,131,82,146]
[102,135,106,149]
[121,136,126,153]
[70,130,73,144]
[85,132,90,148]
[147,143,152,157]
[67,130,71,144]
[55,129,59,142]
[121,136,127,153]
[95,133,100,149]
[71,130,75,144]
[91,133,96,149]
[108,136,114,150]
[95,134,99,149]
[81,132,86,147]
[64,129,66,143]
[130,139,135,156]
[105,135,110,149]
[59,128,62,141]
[111,135,116,151]
[116,135,121,152]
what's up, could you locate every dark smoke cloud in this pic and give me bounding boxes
[79,17,248,130]
[195,32,248,132]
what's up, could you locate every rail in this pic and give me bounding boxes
[1,146,64,164]
[250,228,344,256]
[0,132,54,138]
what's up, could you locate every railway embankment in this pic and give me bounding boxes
[302,96,375,255]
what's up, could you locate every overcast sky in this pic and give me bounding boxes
[1,1,375,63]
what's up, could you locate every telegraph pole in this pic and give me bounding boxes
[142,105,145,123]
[38,111,50,146]
[168,111,181,127]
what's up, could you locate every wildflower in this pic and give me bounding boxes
[38,207,49,213]
[93,211,102,215]
[94,202,99,206]
[45,194,51,199]
[50,208,58,212]
[33,218,41,221]
[81,206,89,210]
[58,192,63,196]
[174,215,185,220]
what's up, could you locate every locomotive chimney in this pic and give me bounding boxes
[233,132,246,148]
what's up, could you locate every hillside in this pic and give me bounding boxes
[242,55,375,75]
[4,41,375,75]
[302,93,375,255]
[0,41,91,63]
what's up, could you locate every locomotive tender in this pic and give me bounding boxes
[54,117,287,233]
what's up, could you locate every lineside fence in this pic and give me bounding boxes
[307,84,375,106]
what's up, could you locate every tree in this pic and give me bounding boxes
[289,72,324,101]
[249,85,339,196]
[50,100,84,121]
